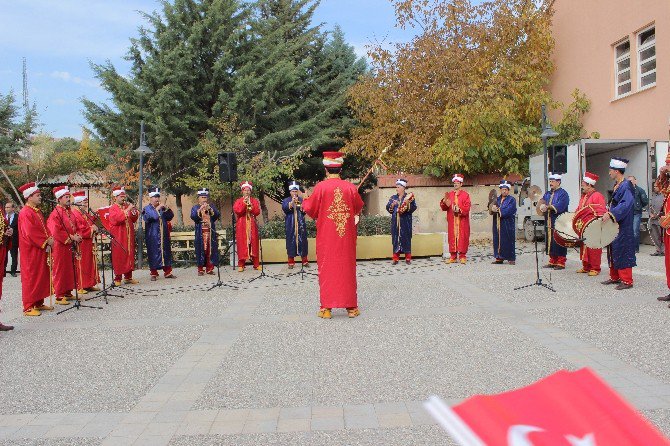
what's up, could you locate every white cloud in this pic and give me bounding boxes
[50,71,100,89]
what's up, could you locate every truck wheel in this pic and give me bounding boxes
[524,218,536,242]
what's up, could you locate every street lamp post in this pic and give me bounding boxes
[540,104,559,192]
[134,121,153,269]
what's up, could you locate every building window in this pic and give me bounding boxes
[615,40,631,97]
[638,26,656,89]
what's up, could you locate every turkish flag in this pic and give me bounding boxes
[425,368,669,446]
[96,206,112,231]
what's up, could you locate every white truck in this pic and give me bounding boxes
[517,138,669,241]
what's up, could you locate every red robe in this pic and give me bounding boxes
[302,177,364,309]
[0,216,8,299]
[18,205,52,311]
[73,208,100,289]
[47,206,79,297]
[233,197,261,261]
[577,191,607,272]
[108,203,139,276]
[440,189,471,255]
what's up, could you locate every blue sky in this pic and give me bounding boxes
[0,0,416,138]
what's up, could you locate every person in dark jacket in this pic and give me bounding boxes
[4,202,18,277]
[628,176,648,253]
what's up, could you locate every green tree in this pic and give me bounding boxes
[83,0,250,225]
[181,117,306,222]
[553,88,600,144]
[84,0,367,221]
[0,90,37,204]
[232,2,367,206]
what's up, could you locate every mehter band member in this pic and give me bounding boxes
[491,180,516,265]
[302,152,364,319]
[575,172,606,276]
[540,173,569,269]
[440,174,471,264]
[386,178,416,265]
[282,181,308,269]
[656,153,670,304]
[601,157,636,290]
[18,182,54,316]
[71,191,100,293]
[191,188,220,276]
[108,186,139,285]
[47,185,80,305]
[233,181,261,272]
[143,187,176,281]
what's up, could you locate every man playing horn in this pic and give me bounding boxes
[190,188,220,276]
[233,181,261,272]
[143,187,176,281]
[47,185,80,305]
[387,178,417,265]
[108,186,139,286]
[440,174,471,264]
[71,190,101,293]
[282,181,309,269]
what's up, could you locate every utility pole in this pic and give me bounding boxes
[22,57,29,111]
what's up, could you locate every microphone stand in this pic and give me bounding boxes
[72,204,123,304]
[249,203,279,283]
[206,225,238,291]
[514,220,556,292]
[51,203,103,315]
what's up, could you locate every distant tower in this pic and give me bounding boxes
[22,57,29,111]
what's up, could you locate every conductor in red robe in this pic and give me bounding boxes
[440,174,472,264]
[0,209,14,329]
[302,152,364,319]
[46,185,81,305]
[575,172,606,276]
[72,191,100,293]
[108,186,139,285]
[18,182,54,316]
[233,181,261,272]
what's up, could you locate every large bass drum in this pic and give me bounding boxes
[573,204,619,249]
[553,212,581,248]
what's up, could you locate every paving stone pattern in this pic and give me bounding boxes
[0,242,669,444]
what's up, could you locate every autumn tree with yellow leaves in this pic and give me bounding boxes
[346,0,589,176]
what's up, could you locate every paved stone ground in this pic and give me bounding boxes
[1,241,669,445]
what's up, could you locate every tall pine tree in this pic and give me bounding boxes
[83,0,249,223]
[84,0,366,221]
[232,1,366,215]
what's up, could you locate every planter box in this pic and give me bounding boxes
[260,232,443,263]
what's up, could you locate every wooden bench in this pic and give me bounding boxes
[96,230,227,258]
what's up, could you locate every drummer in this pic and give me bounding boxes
[575,172,607,276]
[539,173,570,269]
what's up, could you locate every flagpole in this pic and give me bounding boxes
[424,396,485,446]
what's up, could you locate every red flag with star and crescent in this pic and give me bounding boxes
[425,368,669,446]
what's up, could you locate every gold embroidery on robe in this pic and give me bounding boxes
[327,187,351,238]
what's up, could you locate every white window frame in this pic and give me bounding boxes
[637,25,656,91]
[614,39,632,99]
